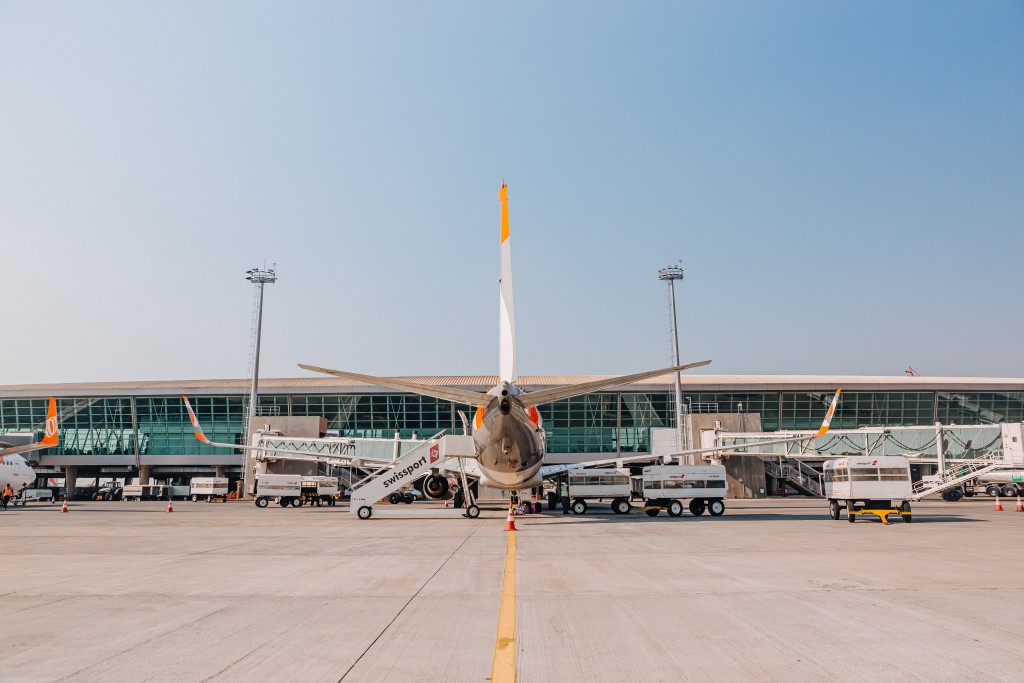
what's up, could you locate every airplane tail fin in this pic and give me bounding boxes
[183,396,213,444]
[518,360,712,408]
[813,389,842,437]
[41,397,58,447]
[498,181,516,383]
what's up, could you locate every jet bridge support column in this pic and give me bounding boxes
[138,465,152,485]
[63,466,78,500]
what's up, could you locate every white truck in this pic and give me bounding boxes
[189,477,229,502]
[567,469,632,514]
[253,474,303,508]
[641,465,728,518]
[299,476,339,506]
[823,456,913,523]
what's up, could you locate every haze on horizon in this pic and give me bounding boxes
[1,1,1022,386]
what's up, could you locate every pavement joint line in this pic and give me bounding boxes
[490,530,517,683]
[337,519,484,682]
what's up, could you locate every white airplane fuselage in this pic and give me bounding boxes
[472,387,546,490]
[0,455,35,493]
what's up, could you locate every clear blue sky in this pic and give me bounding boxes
[1,1,1022,384]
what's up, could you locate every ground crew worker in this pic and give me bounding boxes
[560,478,570,514]
[2,483,13,510]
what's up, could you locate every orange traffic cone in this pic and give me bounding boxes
[167,499,174,513]
[444,498,450,508]
[504,502,517,531]
[994,495,1003,512]
[1016,495,1023,513]
[60,499,68,513]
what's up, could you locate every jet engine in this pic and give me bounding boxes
[421,473,450,499]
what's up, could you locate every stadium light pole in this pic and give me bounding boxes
[244,265,276,496]
[659,263,685,452]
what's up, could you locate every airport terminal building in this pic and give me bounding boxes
[2,374,1023,483]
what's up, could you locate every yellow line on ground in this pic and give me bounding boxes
[491,530,517,682]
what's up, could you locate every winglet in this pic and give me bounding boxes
[40,397,58,447]
[183,396,212,444]
[813,389,842,438]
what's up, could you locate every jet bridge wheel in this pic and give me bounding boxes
[357,506,373,520]
[465,504,480,519]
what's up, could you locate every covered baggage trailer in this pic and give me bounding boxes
[190,477,229,502]
[823,456,913,523]
[253,474,302,508]
[641,465,728,518]
[122,484,170,501]
[567,469,632,514]
[300,476,339,506]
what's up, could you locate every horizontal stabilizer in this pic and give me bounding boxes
[519,360,711,407]
[298,365,492,407]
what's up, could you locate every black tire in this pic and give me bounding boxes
[278,498,289,507]
[829,500,840,520]
[571,499,587,515]
[688,499,706,516]
[191,494,199,503]
[1002,485,1017,498]
[645,507,660,517]
[255,497,269,508]
[402,492,414,504]
[986,485,1000,497]
[667,500,683,517]
[948,488,963,502]
[465,504,480,519]
[290,498,301,508]
[613,499,631,515]
[357,505,372,520]
[848,509,856,523]
[708,499,725,517]
[316,498,324,507]
[328,498,336,507]
[388,492,401,505]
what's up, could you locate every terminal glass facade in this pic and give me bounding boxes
[1,389,1023,458]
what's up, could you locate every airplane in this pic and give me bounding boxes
[184,183,841,500]
[0,397,58,497]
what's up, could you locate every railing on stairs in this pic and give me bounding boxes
[910,451,1006,500]
[763,456,824,497]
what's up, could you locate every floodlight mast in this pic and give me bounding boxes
[244,265,277,496]
[659,263,685,452]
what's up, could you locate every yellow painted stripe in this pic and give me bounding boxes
[491,530,517,682]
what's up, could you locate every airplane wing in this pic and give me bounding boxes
[518,360,712,408]
[297,365,492,407]
[540,389,842,473]
[0,397,58,457]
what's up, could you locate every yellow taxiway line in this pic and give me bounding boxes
[491,530,517,682]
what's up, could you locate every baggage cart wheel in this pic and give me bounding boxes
[571,499,588,515]
[191,494,199,503]
[644,507,660,517]
[708,499,725,517]
[357,506,372,520]
[278,498,289,507]
[667,500,683,517]
[847,508,856,523]
[402,492,414,504]
[829,500,840,520]
[328,498,336,506]
[613,499,631,515]
[465,504,480,519]
[688,499,706,516]
[255,497,269,508]
[316,498,324,507]
[388,492,401,505]
[291,498,301,508]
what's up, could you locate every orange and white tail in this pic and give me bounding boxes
[41,397,58,447]
[498,182,516,383]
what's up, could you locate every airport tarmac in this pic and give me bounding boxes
[1,498,1022,682]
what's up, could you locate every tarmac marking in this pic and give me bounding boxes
[491,530,517,682]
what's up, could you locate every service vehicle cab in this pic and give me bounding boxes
[641,465,727,517]
[823,456,913,523]
[567,469,632,514]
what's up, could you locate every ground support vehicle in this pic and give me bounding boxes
[387,486,417,505]
[639,465,728,518]
[300,476,339,506]
[824,456,913,524]
[13,488,52,505]
[566,469,632,514]
[253,474,303,508]
[94,483,123,501]
[953,472,1024,500]
[122,484,171,501]
[190,477,229,502]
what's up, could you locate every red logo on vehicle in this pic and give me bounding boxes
[871,460,877,466]
[429,444,440,464]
